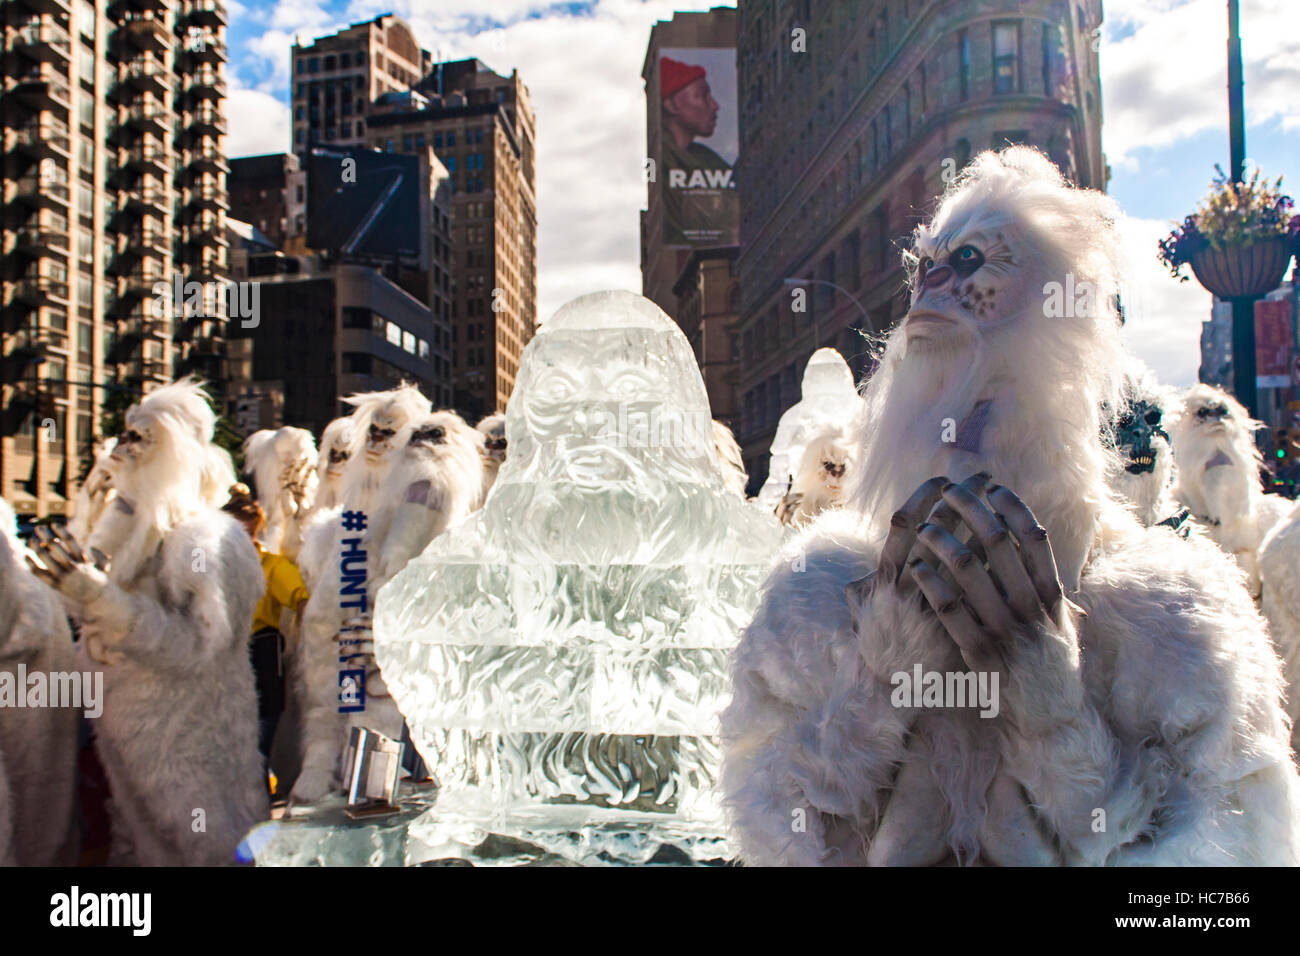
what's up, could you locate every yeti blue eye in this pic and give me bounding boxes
[949,245,984,278]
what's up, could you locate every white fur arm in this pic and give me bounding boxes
[374,494,448,586]
[993,616,1158,865]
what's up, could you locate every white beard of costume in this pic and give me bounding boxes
[1170,384,1293,596]
[40,380,269,865]
[290,386,433,805]
[0,496,80,865]
[243,426,319,560]
[720,147,1300,866]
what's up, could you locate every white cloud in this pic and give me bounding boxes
[226,84,291,158]
[1102,0,1300,168]
[348,0,723,320]
[1117,216,1210,387]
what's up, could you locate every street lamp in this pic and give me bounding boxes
[780,277,871,350]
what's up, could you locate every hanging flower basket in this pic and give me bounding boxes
[1189,236,1294,299]
[1158,167,1299,294]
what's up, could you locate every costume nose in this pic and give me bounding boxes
[920,264,955,292]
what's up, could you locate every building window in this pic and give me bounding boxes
[340,52,350,68]
[959,29,971,100]
[342,307,370,329]
[994,22,1019,94]
[309,57,319,73]
[386,320,402,348]
[324,55,335,70]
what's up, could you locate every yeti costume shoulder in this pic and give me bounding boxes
[0,497,79,864]
[78,509,268,865]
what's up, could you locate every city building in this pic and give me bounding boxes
[228,152,305,251]
[289,13,431,154]
[1,0,230,519]
[364,59,537,421]
[225,146,456,431]
[672,246,740,428]
[640,7,738,318]
[733,0,1106,486]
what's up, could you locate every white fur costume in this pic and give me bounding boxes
[242,426,318,559]
[476,412,507,503]
[0,497,80,865]
[713,420,749,499]
[1169,384,1293,597]
[721,148,1300,866]
[69,436,117,542]
[777,423,853,528]
[29,380,268,865]
[1259,501,1300,754]
[291,385,433,805]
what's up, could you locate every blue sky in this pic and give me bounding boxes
[222,0,1300,387]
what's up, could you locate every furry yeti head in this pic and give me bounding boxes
[795,424,853,501]
[1169,383,1265,520]
[1102,367,1175,525]
[850,146,1126,584]
[242,426,317,507]
[388,410,485,506]
[112,377,226,527]
[339,384,432,507]
[317,417,353,484]
[712,420,748,498]
[476,413,507,465]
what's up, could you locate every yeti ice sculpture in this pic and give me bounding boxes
[756,347,863,511]
[374,290,781,864]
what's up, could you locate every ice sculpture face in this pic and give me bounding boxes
[373,290,782,865]
[756,347,863,510]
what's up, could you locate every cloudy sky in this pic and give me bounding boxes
[225,0,1300,387]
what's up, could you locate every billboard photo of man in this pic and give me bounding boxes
[659,50,738,247]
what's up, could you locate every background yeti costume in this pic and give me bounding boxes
[29,379,268,865]
[1169,384,1293,597]
[720,148,1300,866]
[0,497,79,865]
[1259,504,1300,754]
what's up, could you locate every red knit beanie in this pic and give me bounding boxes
[660,56,706,100]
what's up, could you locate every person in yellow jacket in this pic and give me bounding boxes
[223,484,308,767]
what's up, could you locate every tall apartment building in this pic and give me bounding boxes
[366,62,537,420]
[733,0,1105,484]
[1,0,229,519]
[293,18,537,422]
[289,13,430,154]
[672,247,740,428]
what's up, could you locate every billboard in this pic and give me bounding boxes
[657,47,738,247]
[306,147,421,259]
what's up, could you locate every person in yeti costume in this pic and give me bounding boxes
[720,147,1300,866]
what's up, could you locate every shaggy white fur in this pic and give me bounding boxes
[720,147,1300,866]
[0,497,79,865]
[476,412,507,503]
[69,437,117,542]
[311,417,354,517]
[243,426,318,559]
[777,424,853,528]
[30,381,269,865]
[290,385,438,805]
[1259,500,1300,754]
[713,420,749,499]
[1169,383,1294,596]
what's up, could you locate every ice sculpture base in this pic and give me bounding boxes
[247,783,731,867]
